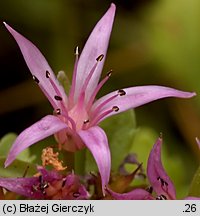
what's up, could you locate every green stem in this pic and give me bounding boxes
[62,151,75,171]
[75,148,86,175]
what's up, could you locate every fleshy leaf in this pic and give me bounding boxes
[188,166,200,197]
[0,133,34,163]
[101,110,137,171]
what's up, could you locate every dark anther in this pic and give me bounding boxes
[112,106,119,112]
[74,46,79,55]
[32,184,39,192]
[106,70,113,77]
[157,177,168,187]
[73,192,80,198]
[54,95,63,101]
[96,54,104,62]
[156,194,167,200]
[42,190,46,195]
[32,75,39,84]
[40,181,49,190]
[146,186,153,194]
[46,70,50,78]
[56,108,61,115]
[83,119,89,124]
[118,89,126,96]
[62,178,66,188]
[38,175,49,196]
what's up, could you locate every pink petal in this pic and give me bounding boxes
[4,22,67,109]
[92,85,196,124]
[0,167,62,199]
[78,126,111,193]
[73,3,116,103]
[147,137,176,199]
[5,115,68,167]
[106,187,154,200]
[0,176,43,199]
[63,174,90,199]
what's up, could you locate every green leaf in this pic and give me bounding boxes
[0,156,37,178]
[85,110,137,173]
[188,166,200,197]
[0,133,34,163]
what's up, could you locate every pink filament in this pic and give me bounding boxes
[91,93,118,117]
[90,109,114,126]
[69,53,79,107]
[86,74,110,110]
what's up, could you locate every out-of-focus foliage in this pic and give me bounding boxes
[189,166,200,197]
[0,133,33,162]
[0,157,37,178]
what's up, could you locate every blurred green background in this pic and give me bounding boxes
[0,0,200,198]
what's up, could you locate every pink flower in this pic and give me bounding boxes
[4,3,196,191]
[0,167,89,200]
[107,137,200,200]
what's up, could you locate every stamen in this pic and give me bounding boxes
[112,106,119,112]
[32,75,39,84]
[118,89,126,96]
[67,116,77,131]
[46,70,63,100]
[46,70,50,78]
[106,69,113,77]
[146,186,153,194]
[156,194,167,200]
[54,95,63,101]
[73,192,80,198]
[96,54,104,62]
[82,119,90,129]
[92,94,119,116]
[86,70,112,110]
[62,178,66,188]
[74,46,79,56]
[83,119,90,124]
[79,54,104,102]
[69,46,80,107]
[55,108,61,115]
[90,107,117,126]
[39,175,49,193]
[45,70,69,117]
[157,177,168,187]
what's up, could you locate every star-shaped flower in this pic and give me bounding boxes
[4,3,196,192]
[0,166,89,200]
[107,137,200,200]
